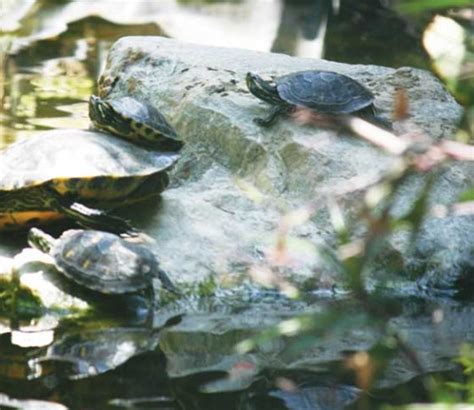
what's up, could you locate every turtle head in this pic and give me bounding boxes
[246,72,281,105]
[28,228,55,254]
[89,95,132,137]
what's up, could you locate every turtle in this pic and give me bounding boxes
[246,70,383,127]
[27,227,180,297]
[89,95,184,151]
[0,129,178,234]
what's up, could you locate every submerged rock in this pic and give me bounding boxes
[0,249,92,324]
[101,36,469,291]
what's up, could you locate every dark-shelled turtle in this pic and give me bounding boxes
[0,129,178,233]
[27,227,179,296]
[246,70,380,126]
[89,95,183,151]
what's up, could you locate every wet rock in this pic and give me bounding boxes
[0,249,91,321]
[102,36,469,291]
[0,394,67,410]
[268,384,361,410]
[157,295,474,391]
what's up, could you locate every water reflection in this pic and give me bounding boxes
[0,293,474,408]
[31,326,161,380]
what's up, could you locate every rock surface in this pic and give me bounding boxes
[100,36,470,290]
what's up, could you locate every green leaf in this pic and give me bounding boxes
[423,16,466,85]
[459,189,474,202]
[397,0,474,14]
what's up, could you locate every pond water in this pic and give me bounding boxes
[0,1,464,409]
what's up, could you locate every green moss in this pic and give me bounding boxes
[0,277,44,319]
[196,274,219,297]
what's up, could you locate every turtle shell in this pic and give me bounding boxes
[90,96,183,151]
[0,129,178,229]
[276,70,374,114]
[51,230,158,294]
[0,129,177,190]
[109,97,178,138]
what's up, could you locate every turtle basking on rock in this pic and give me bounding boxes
[0,130,178,234]
[89,95,183,151]
[246,70,388,127]
[28,227,179,299]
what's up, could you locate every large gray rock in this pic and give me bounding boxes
[103,37,469,289]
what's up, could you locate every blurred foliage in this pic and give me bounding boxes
[178,0,243,3]
[400,1,474,140]
[459,189,474,202]
[241,1,474,408]
[397,0,474,14]
[325,1,430,69]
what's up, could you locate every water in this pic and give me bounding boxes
[0,1,460,409]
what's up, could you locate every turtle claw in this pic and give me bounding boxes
[253,117,269,127]
[98,216,139,237]
[119,227,145,240]
[253,117,277,127]
[253,105,287,127]
[119,227,140,239]
[124,231,155,245]
[65,202,139,236]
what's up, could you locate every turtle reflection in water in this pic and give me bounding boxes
[246,70,386,127]
[31,326,161,380]
[0,130,178,234]
[28,228,180,315]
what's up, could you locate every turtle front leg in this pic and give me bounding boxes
[45,189,138,236]
[64,202,138,236]
[253,105,289,127]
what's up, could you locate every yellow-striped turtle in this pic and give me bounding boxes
[28,227,179,296]
[89,95,183,151]
[0,129,178,233]
[246,70,378,126]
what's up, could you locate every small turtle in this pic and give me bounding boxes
[246,70,382,126]
[89,95,183,151]
[27,227,179,297]
[0,129,178,233]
